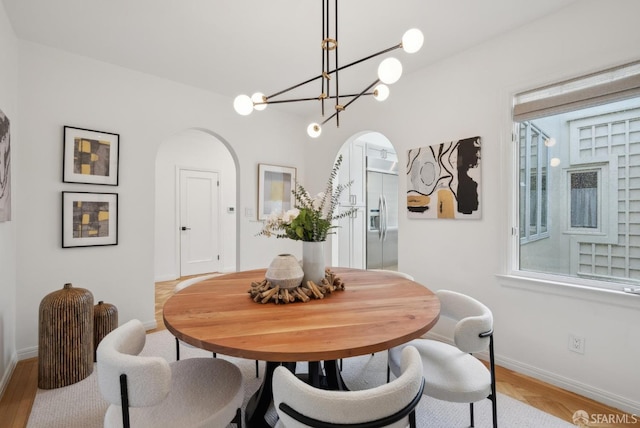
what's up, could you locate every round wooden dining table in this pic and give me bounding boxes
[163,267,440,428]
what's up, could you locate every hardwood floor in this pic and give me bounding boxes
[0,277,631,427]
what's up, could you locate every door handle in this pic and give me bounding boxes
[181,226,191,231]
[378,195,383,240]
[381,195,387,242]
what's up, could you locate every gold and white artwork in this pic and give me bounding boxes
[407,136,481,220]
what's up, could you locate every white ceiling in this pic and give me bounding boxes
[3,0,578,117]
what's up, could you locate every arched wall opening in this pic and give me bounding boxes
[154,128,240,281]
[332,130,400,271]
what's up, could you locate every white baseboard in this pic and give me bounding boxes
[423,331,639,415]
[18,345,38,361]
[496,354,640,416]
[155,270,235,282]
[155,273,178,282]
[143,319,158,331]
[0,353,18,399]
[174,273,224,292]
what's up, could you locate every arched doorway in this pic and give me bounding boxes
[332,131,399,271]
[154,129,239,281]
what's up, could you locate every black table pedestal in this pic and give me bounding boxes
[245,359,348,427]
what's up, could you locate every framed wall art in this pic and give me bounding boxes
[258,163,296,220]
[407,136,482,219]
[0,108,10,222]
[63,126,119,185]
[62,191,118,248]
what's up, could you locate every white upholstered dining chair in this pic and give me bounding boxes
[97,319,244,428]
[387,290,497,428]
[273,345,424,428]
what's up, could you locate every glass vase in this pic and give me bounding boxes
[302,241,325,284]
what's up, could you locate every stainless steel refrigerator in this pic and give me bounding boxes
[366,171,398,270]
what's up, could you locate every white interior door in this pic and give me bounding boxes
[179,169,220,276]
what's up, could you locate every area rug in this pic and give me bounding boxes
[27,330,575,428]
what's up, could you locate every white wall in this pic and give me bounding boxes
[14,40,304,358]
[155,129,238,280]
[0,2,19,395]
[6,0,640,415]
[305,0,640,414]
[0,0,18,395]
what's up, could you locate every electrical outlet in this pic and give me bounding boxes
[568,334,585,354]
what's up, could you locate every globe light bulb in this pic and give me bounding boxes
[544,137,556,147]
[402,29,424,54]
[252,92,267,111]
[550,157,561,167]
[233,94,253,116]
[378,58,403,85]
[373,84,389,102]
[307,123,322,138]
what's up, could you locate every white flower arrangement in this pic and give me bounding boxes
[258,155,356,242]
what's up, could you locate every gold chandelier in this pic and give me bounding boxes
[233,0,424,138]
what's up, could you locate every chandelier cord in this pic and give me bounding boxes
[334,0,340,127]
[321,0,327,117]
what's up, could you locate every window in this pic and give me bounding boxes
[519,122,549,243]
[570,170,598,229]
[512,61,640,290]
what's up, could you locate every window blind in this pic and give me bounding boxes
[513,61,640,122]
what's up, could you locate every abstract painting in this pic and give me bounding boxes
[258,163,296,220]
[407,136,481,219]
[62,192,118,247]
[0,108,10,222]
[63,126,119,185]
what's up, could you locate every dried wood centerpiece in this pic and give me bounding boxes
[248,269,344,304]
